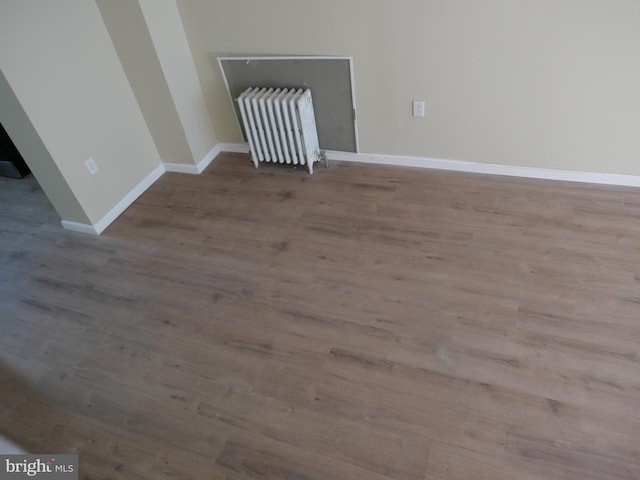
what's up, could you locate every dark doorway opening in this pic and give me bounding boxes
[0,122,30,178]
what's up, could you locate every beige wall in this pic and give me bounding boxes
[2,0,638,232]
[178,0,640,175]
[0,0,162,225]
[96,0,194,167]
[140,0,218,164]
[0,70,90,224]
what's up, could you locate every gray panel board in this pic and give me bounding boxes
[220,57,356,152]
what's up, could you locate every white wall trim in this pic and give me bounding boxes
[92,163,165,234]
[61,144,223,235]
[164,144,222,174]
[219,142,250,153]
[325,150,640,188]
[61,163,165,235]
[195,143,221,173]
[218,55,354,61]
[217,56,359,153]
[163,162,199,174]
[60,220,99,235]
[65,144,640,237]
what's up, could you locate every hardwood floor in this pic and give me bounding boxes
[1,152,640,479]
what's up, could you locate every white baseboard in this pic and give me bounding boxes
[163,146,215,174]
[195,144,222,173]
[60,220,99,235]
[221,145,640,187]
[325,150,640,188]
[65,143,640,236]
[60,144,222,235]
[61,163,165,235]
[218,142,250,154]
[164,144,225,174]
[163,162,199,174]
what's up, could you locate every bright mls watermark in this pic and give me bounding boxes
[1,455,77,480]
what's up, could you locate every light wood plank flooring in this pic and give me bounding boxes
[1,152,640,479]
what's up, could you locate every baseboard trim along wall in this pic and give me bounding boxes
[218,142,250,154]
[60,220,100,235]
[61,142,640,235]
[164,144,223,174]
[61,163,165,235]
[220,142,640,187]
[324,150,640,188]
[163,162,198,174]
[61,144,226,235]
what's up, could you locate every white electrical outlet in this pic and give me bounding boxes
[85,156,98,176]
[412,100,425,118]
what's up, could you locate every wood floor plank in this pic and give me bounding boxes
[505,426,639,480]
[214,430,397,480]
[2,154,640,478]
[197,389,430,479]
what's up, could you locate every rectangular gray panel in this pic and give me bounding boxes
[219,57,357,153]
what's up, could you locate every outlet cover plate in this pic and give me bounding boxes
[412,100,425,118]
[85,156,98,175]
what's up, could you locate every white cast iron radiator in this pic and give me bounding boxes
[237,87,321,174]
